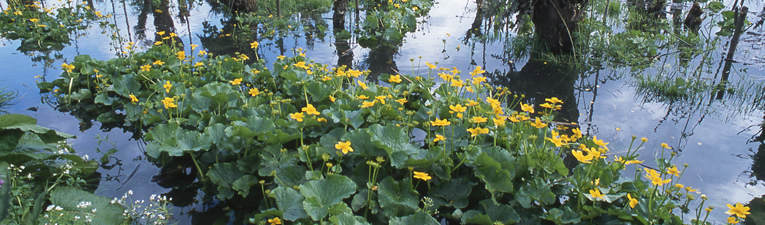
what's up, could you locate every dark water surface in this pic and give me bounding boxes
[2,0,765,223]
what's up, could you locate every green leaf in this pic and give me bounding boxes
[94,93,115,105]
[429,178,474,208]
[48,187,126,225]
[0,161,10,221]
[516,177,555,207]
[389,211,440,225]
[206,163,243,200]
[368,124,420,168]
[707,1,724,12]
[232,175,259,198]
[330,212,371,225]
[377,177,419,217]
[480,199,520,224]
[272,186,308,221]
[300,174,357,220]
[0,114,37,128]
[276,165,306,187]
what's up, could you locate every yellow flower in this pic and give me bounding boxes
[661,143,671,149]
[268,217,282,225]
[641,137,648,142]
[470,116,487,124]
[290,112,305,122]
[685,186,697,192]
[153,60,165,66]
[666,165,680,177]
[161,97,177,109]
[230,78,243,85]
[413,171,431,181]
[472,76,487,85]
[592,136,609,147]
[430,118,451,127]
[317,118,327,123]
[157,31,166,36]
[176,51,185,60]
[30,18,39,23]
[389,75,402,83]
[439,72,453,82]
[154,41,163,45]
[129,94,138,102]
[361,101,375,108]
[572,150,593,163]
[531,117,547,128]
[61,63,75,73]
[194,62,204,67]
[433,134,446,143]
[726,203,751,218]
[466,100,479,106]
[375,96,387,104]
[190,44,198,50]
[249,88,260,97]
[425,62,436,69]
[357,80,369,90]
[450,79,464,88]
[395,98,407,105]
[492,116,507,127]
[644,168,671,186]
[335,141,353,154]
[546,136,565,147]
[357,95,369,100]
[675,183,684,189]
[545,97,563,104]
[627,193,638,208]
[469,66,485,77]
[727,217,739,224]
[140,64,151,72]
[466,127,489,137]
[302,104,320,115]
[198,50,207,56]
[589,189,604,200]
[250,41,259,49]
[412,6,418,11]
[449,104,467,113]
[163,81,172,93]
[394,3,400,8]
[521,103,534,113]
[329,96,336,102]
[277,55,286,60]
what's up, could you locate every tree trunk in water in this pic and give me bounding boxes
[531,0,585,54]
[334,0,349,30]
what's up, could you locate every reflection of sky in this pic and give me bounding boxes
[2,0,765,223]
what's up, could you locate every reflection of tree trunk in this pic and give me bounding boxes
[218,0,257,12]
[366,45,398,84]
[153,0,182,46]
[334,0,353,68]
[466,0,484,40]
[135,0,152,40]
[683,2,703,33]
[531,0,585,54]
[716,6,748,99]
[333,0,349,30]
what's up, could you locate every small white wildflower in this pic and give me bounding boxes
[82,154,89,160]
[46,205,55,211]
[91,208,97,213]
[127,190,134,195]
[74,216,80,220]
[55,206,63,211]
[19,165,25,170]
[27,173,32,179]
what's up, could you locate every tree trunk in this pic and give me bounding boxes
[531,0,585,54]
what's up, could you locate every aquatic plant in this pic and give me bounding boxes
[37,38,733,223]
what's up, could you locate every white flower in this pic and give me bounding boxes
[46,205,55,211]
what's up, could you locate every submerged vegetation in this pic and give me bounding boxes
[0,0,762,223]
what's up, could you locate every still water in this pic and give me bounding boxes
[1,0,764,223]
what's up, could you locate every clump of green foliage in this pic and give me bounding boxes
[37,37,728,224]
